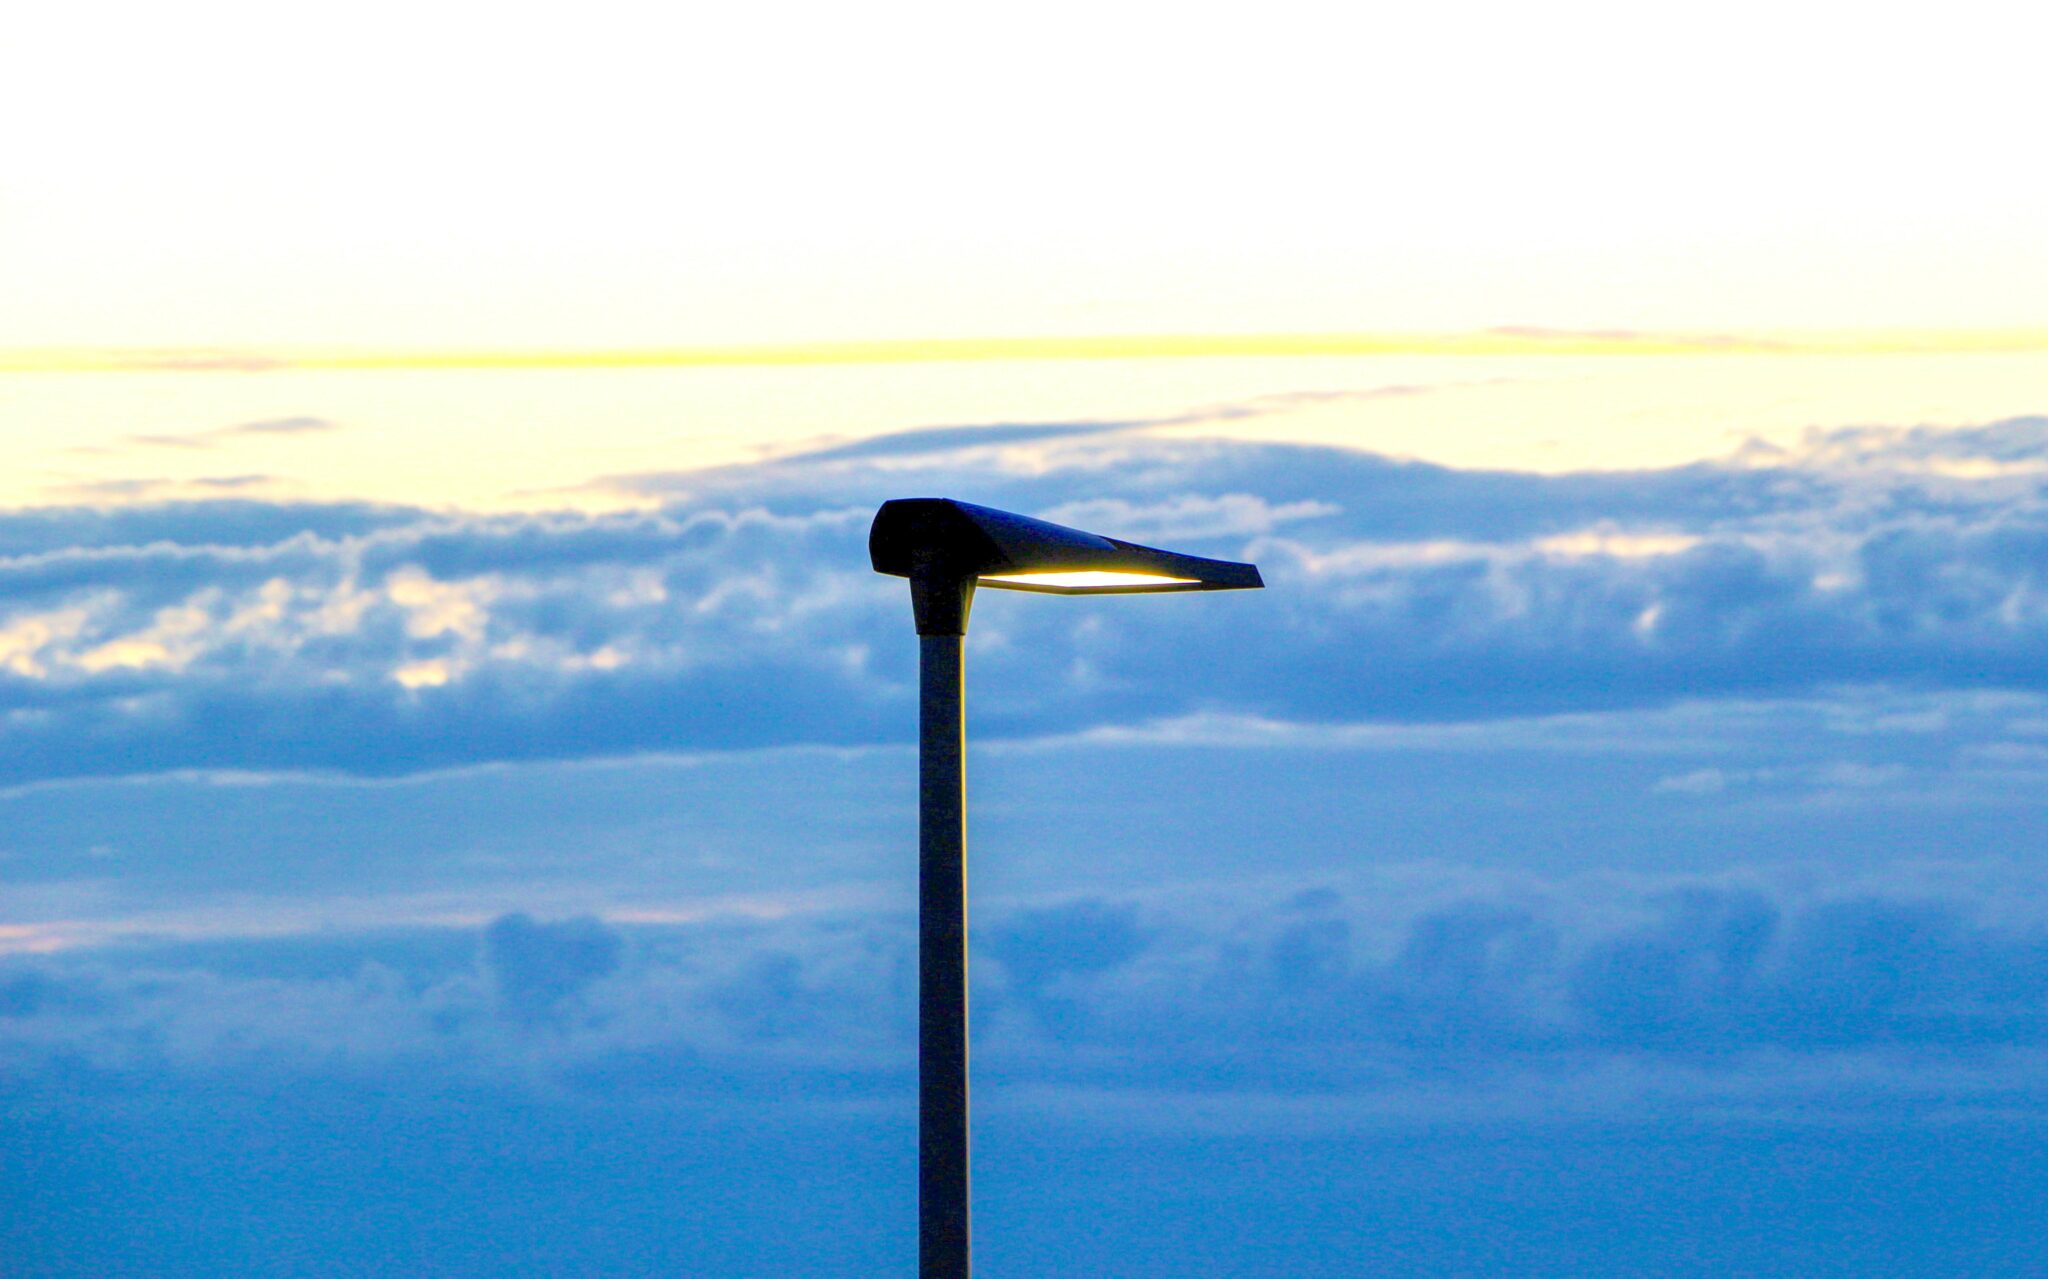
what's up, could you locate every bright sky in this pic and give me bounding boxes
[0,347,2040,511]
[3,0,2044,350]
[3,1,2044,509]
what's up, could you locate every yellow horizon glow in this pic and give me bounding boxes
[6,329,2048,375]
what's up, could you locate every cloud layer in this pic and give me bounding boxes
[10,869,2047,1127]
[2,416,2047,785]
[8,412,2048,1275]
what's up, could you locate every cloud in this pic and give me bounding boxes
[0,419,2046,785]
[775,419,1140,464]
[67,416,342,457]
[152,415,338,448]
[483,912,622,1020]
[586,385,1492,503]
[7,872,2048,1123]
[1750,415,2048,476]
[1035,493,1339,541]
[9,406,2048,1276]
[47,474,286,503]
[0,500,407,559]
[221,416,336,438]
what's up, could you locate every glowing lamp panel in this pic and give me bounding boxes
[979,570,1201,591]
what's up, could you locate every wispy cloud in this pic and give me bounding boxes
[218,416,336,439]
[593,385,1477,490]
[48,474,283,501]
[89,416,339,455]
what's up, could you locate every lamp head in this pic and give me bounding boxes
[871,499,1261,630]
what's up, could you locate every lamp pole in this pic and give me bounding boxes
[913,568,974,1279]
[872,499,1260,1279]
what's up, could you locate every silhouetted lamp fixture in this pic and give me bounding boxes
[870,498,1262,1279]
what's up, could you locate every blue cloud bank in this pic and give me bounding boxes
[5,413,2048,1274]
[5,416,2048,782]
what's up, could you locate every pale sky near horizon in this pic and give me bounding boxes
[2,349,2043,512]
[4,0,2044,351]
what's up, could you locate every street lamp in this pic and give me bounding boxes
[869,497,1262,1279]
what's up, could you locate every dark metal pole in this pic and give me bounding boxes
[913,571,972,1279]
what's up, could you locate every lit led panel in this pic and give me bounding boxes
[979,570,1200,592]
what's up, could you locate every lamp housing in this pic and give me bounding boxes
[870,498,1264,596]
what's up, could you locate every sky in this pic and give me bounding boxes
[6,0,2048,346]
[6,2,2048,1275]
